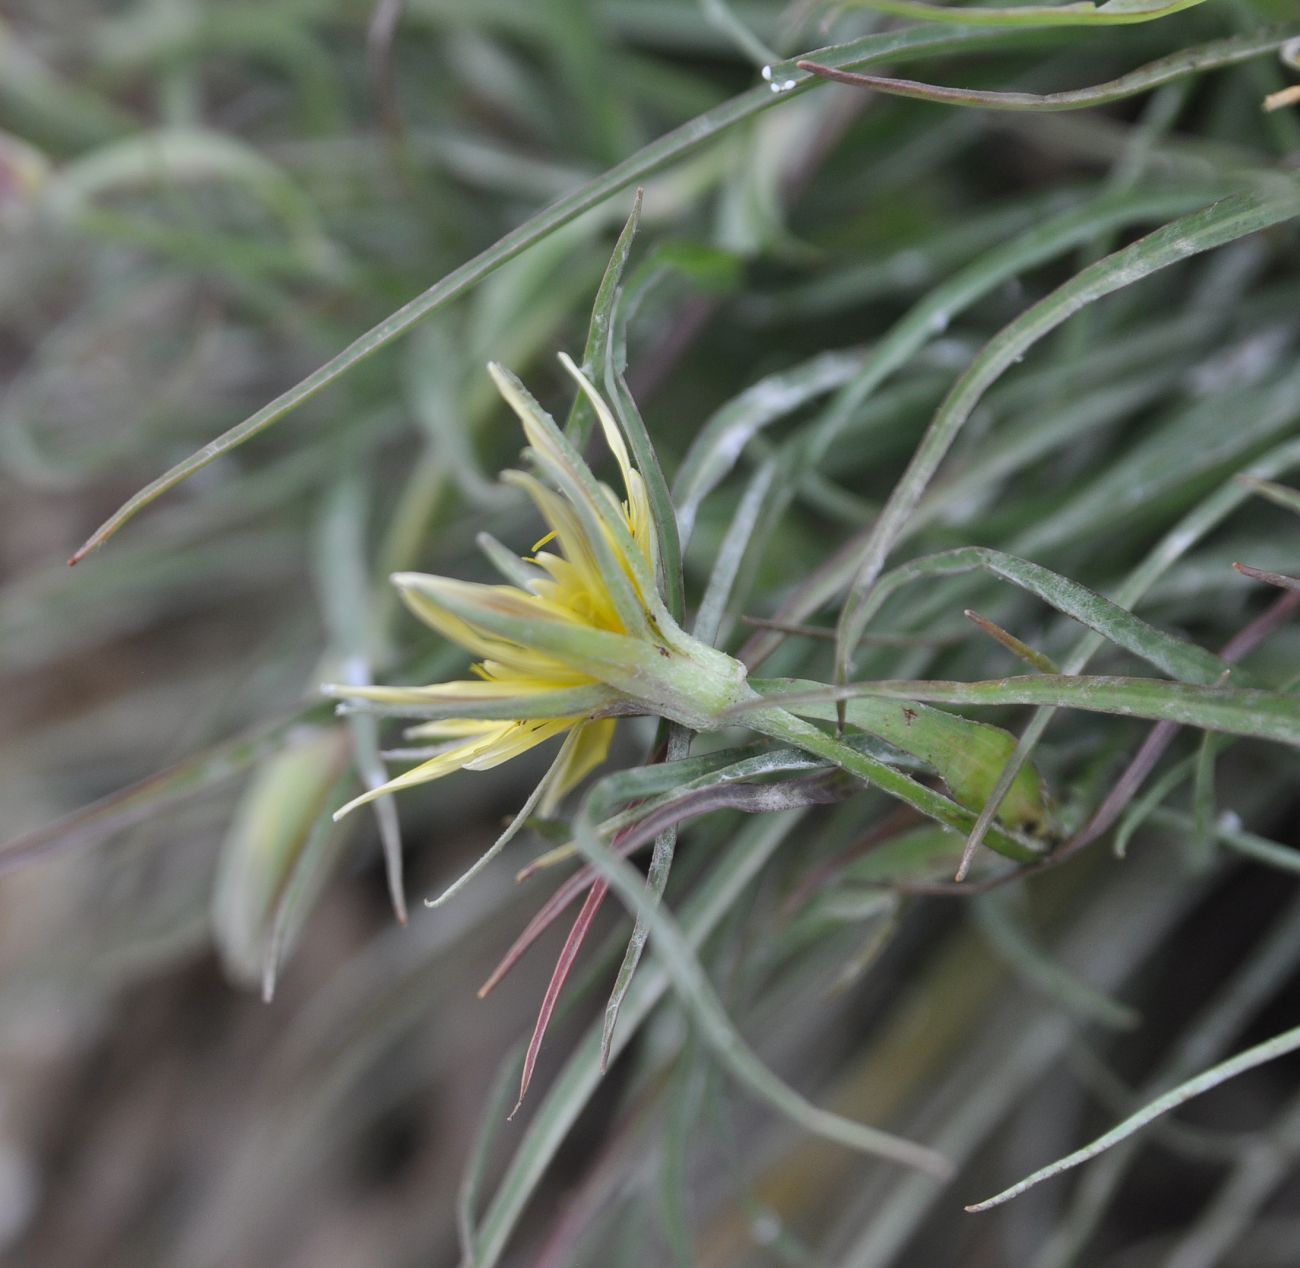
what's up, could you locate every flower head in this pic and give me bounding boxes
[327,355,749,821]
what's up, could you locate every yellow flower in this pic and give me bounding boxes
[323,354,1056,877]
[326,354,748,822]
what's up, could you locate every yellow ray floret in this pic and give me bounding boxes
[328,357,666,824]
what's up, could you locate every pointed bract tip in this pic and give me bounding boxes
[390,571,433,593]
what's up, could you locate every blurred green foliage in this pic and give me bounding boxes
[1,1,1299,1265]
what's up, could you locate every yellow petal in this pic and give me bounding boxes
[492,362,656,635]
[394,578,530,663]
[557,353,659,583]
[625,469,657,576]
[504,470,612,610]
[461,718,576,770]
[399,573,589,630]
[333,717,579,820]
[403,718,514,740]
[394,572,596,680]
[488,361,571,478]
[557,352,637,506]
[332,726,514,819]
[540,716,617,815]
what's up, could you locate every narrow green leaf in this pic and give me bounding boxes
[930,434,1300,872]
[835,178,1300,681]
[754,677,1055,839]
[1191,729,1218,868]
[853,0,1209,27]
[1149,808,1300,876]
[68,21,1037,562]
[457,1060,521,1264]
[1237,474,1300,519]
[1034,896,1300,1264]
[701,0,780,66]
[849,546,1244,687]
[840,677,1300,748]
[598,723,691,1069]
[738,184,1242,668]
[565,189,643,448]
[674,349,860,545]
[798,30,1290,111]
[568,798,953,1176]
[694,460,778,649]
[607,367,687,623]
[743,702,1044,861]
[576,202,690,626]
[583,745,835,847]
[471,812,804,1267]
[971,891,1140,1030]
[967,1021,1300,1212]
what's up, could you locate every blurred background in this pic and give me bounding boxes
[2,1,1300,1265]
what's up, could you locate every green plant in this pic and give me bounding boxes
[3,2,1299,1264]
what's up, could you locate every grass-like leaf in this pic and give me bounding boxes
[566,795,954,1176]
[469,813,804,1267]
[831,676,1300,748]
[68,21,1035,563]
[798,30,1292,112]
[851,0,1209,27]
[834,179,1300,682]
[967,1020,1300,1211]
